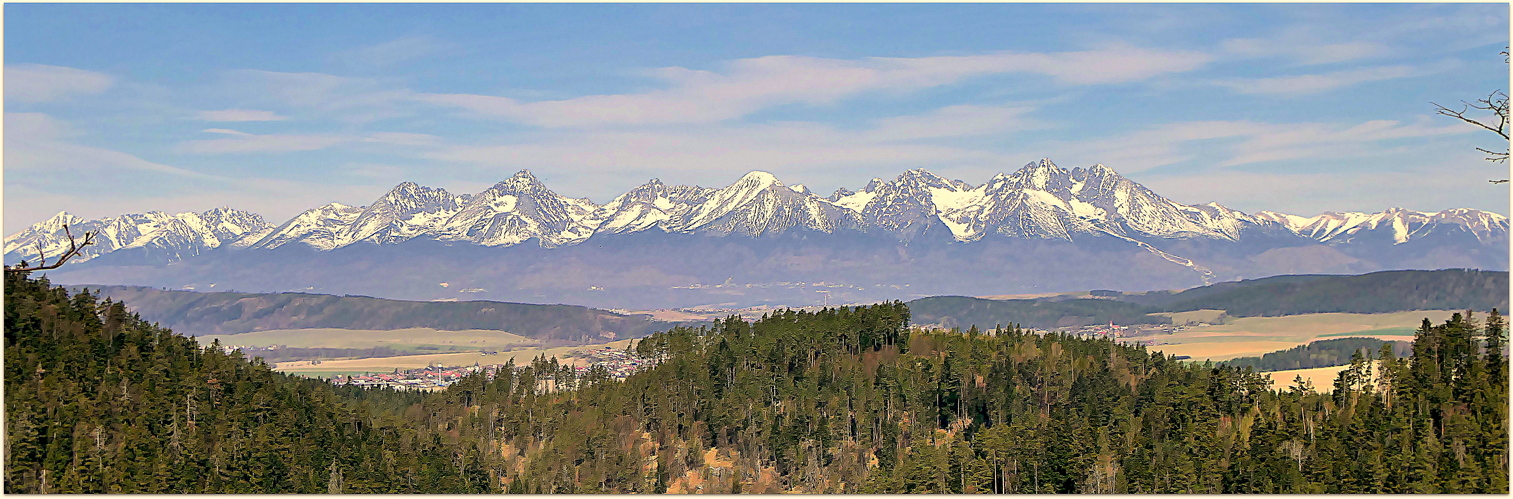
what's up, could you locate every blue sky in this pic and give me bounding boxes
[5,3,1509,230]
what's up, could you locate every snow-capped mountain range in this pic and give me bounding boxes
[8,159,1506,264]
[7,159,1506,309]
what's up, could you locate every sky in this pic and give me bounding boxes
[4,3,1510,231]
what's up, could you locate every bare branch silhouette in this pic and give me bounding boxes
[1433,47,1509,183]
[6,224,100,273]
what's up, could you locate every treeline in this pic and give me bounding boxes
[5,273,488,493]
[1220,337,1413,372]
[910,270,1508,331]
[223,345,413,364]
[1144,269,1509,317]
[908,296,1169,329]
[6,273,1509,493]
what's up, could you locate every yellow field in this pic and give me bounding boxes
[1151,309,1227,325]
[274,338,638,375]
[198,327,539,351]
[1262,365,1351,392]
[1135,310,1456,362]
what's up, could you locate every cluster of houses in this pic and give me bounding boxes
[1067,322,1198,339]
[568,346,655,379]
[330,347,659,391]
[332,364,492,391]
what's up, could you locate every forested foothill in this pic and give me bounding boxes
[5,271,1508,493]
[1220,338,1414,372]
[908,269,1507,331]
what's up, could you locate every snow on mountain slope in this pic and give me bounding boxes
[4,208,273,264]
[337,182,470,246]
[1256,207,1511,245]
[250,203,365,250]
[437,170,601,247]
[8,160,1507,268]
[593,179,715,234]
[856,168,960,240]
[1066,162,1246,241]
[673,171,861,236]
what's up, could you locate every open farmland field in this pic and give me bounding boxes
[1133,310,1457,361]
[1262,364,1353,392]
[1150,309,1227,325]
[198,327,540,352]
[274,338,637,375]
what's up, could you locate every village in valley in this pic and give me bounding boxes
[328,344,658,391]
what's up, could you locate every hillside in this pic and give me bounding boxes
[1220,337,1414,372]
[911,270,1509,331]
[907,295,1169,329]
[1150,269,1509,316]
[6,273,1508,493]
[4,274,484,493]
[67,285,680,341]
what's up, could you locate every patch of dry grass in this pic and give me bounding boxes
[1137,310,1454,361]
[275,338,638,374]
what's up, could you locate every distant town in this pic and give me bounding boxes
[328,345,659,391]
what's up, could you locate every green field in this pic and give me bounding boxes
[197,327,541,353]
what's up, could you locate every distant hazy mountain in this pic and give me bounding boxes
[10,159,1507,308]
[68,285,682,342]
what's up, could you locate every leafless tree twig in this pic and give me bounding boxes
[5,224,99,273]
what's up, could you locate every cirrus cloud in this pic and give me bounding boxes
[418,45,1211,128]
[197,109,288,122]
[5,64,114,103]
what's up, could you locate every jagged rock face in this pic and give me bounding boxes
[675,171,863,236]
[339,182,469,246]
[437,170,600,248]
[6,160,1507,274]
[850,168,958,241]
[250,203,365,251]
[593,179,715,235]
[1256,207,1511,246]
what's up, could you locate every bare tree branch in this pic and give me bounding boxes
[1434,48,1510,183]
[5,224,99,273]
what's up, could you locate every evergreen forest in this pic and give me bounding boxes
[5,271,1508,493]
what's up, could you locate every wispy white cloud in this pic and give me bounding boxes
[178,128,442,154]
[5,113,216,178]
[1214,65,1421,95]
[180,130,351,154]
[418,104,1044,199]
[217,70,414,123]
[201,128,253,136]
[1060,117,1473,174]
[1221,38,1386,65]
[866,105,1046,142]
[197,109,287,122]
[5,64,114,103]
[338,36,450,68]
[418,46,1210,128]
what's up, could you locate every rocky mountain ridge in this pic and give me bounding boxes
[9,159,1506,267]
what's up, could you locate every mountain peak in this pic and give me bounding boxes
[737,170,779,184]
